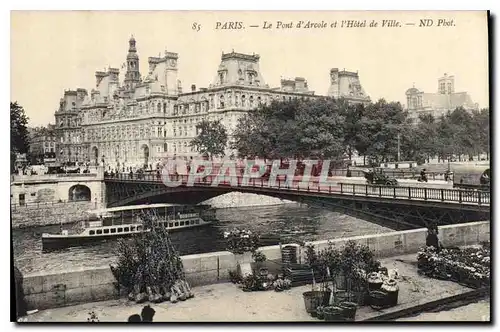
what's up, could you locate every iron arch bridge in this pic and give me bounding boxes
[104,173,490,231]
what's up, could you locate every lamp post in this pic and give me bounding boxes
[397,133,401,162]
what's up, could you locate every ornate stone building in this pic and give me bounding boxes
[55,37,370,170]
[327,68,371,105]
[405,73,479,123]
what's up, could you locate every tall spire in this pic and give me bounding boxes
[124,35,141,90]
[128,35,137,52]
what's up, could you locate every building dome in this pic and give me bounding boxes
[405,87,420,95]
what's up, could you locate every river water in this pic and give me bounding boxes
[13,203,391,274]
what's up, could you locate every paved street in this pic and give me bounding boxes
[396,299,490,322]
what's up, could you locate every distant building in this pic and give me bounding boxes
[327,68,371,105]
[28,125,57,164]
[54,89,87,164]
[405,73,479,123]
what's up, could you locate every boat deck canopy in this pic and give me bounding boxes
[88,203,201,215]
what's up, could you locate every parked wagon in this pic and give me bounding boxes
[452,165,490,191]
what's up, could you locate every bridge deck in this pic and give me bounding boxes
[104,174,490,208]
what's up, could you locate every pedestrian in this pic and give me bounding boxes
[420,168,428,182]
[426,224,441,252]
[141,305,156,322]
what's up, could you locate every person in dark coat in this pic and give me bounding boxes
[141,305,156,322]
[426,224,441,252]
[419,168,428,182]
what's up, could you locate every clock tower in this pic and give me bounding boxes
[124,35,141,91]
[164,50,179,96]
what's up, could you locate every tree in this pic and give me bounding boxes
[400,113,438,164]
[295,97,346,160]
[340,100,364,161]
[434,113,456,162]
[356,99,409,164]
[11,102,30,171]
[190,120,228,159]
[233,99,302,160]
[472,108,490,160]
[448,107,477,160]
[233,98,346,161]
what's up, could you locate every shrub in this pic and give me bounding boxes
[110,210,186,299]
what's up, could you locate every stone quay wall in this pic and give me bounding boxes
[11,201,99,229]
[19,221,489,311]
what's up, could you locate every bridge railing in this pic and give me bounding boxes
[348,169,448,180]
[11,173,98,182]
[56,173,98,178]
[104,173,490,206]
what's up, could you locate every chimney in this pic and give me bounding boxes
[191,84,196,92]
[177,80,182,94]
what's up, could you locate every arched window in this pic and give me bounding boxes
[219,95,225,108]
[241,95,246,107]
[163,102,167,113]
[157,103,161,113]
[249,96,254,107]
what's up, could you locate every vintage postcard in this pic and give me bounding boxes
[10,10,490,323]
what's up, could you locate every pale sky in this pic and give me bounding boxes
[11,10,489,127]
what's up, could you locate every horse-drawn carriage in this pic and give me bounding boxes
[363,169,398,186]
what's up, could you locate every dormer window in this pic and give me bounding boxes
[247,72,255,85]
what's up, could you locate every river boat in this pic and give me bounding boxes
[41,203,216,250]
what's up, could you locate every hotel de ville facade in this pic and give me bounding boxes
[54,37,370,171]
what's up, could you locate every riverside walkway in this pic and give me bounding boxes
[19,253,488,323]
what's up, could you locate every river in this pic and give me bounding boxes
[13,203,391,274]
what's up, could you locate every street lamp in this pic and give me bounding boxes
[397,132,401,162]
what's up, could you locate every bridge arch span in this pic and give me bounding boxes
[68,184,92,202]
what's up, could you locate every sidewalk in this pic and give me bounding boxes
[19,253,482,322]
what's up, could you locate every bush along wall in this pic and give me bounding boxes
[417,243,490,289]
